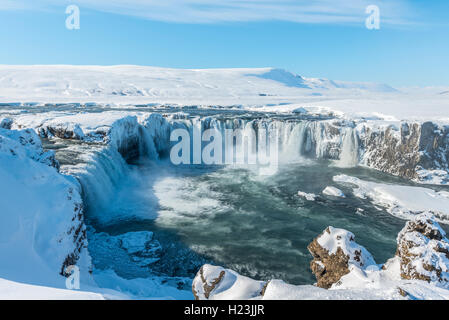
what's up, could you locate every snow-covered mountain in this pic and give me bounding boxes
[1,65,447,122]
[0,65,395,103]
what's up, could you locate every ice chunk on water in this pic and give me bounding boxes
[322,186,346,198]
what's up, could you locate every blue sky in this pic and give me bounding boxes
[0,0,448,86]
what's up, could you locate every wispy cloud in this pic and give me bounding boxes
[2,0,413,25]
[0,0,28,10]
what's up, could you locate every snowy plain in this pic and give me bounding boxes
[0,65,448,122]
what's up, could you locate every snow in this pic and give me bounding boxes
[297,191,317,201]
[11,110,142,142]
[92,269,193,300]
[316,227,376,268]
[193,262,449,300]
[262,279,402,300]
[0,278,104,300]
[0,128,89,287]
[333,174,449,223]
[322,186,346,198]
[0,127,111,298]
[0,65,448,122]
[192,265,266,300]
[416,169,449,185]
[397,213,449,287]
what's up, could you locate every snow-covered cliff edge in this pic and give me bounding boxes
[0,127,91,290]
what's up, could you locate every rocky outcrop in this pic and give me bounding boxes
[396,212,449,287]
[192,264,266,300]
[61,197,88,277]
[307,226,376,288]
[193,265,226,300]
[359,122,449,183]
[359,123,420,179]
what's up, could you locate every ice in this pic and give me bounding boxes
[334,174,449,223]
[297,191,317,201]
[0,65,447,121]
[322,186,346,198]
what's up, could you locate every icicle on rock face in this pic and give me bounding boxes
[396,212,449,287]
[307,226,376,289]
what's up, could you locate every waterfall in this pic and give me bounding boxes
[140,114,172,159]
[76,114,362,215]
[336,127,359,168]
[278,121,308,163]
[77,146,129,217]
[159,117,350,166]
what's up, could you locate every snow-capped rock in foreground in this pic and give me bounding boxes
[307,227,375,288]
[193,213,449,300]
[397,213,449,287]
[192,265,266,300]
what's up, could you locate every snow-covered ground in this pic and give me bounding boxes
[0,65,448,122]
[0,278,104,300]
[334,174,449,223]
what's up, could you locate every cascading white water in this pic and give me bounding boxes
[78,114,361,218]
[277,121,308,163]
[335,127,359,168]
[146,116,362,167]
[77,147,129,214]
